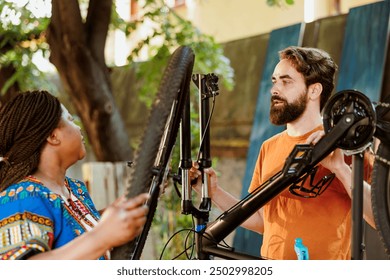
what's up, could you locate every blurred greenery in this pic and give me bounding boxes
[0,0,296,98]
[113,0,235,107]
[267,0,295,7]
[0,0,54,94]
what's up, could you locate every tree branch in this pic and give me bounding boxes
[86,0,113,67]
[47,0,85,68]
[52,0,85,46]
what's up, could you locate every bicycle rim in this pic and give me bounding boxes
[110,46,195,260]
[371,142,390,258]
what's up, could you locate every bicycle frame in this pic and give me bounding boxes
[179,78,377,260]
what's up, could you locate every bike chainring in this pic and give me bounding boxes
[322,89,376,152]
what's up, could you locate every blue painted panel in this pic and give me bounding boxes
[336,1,390,102]
[233,23,304,257]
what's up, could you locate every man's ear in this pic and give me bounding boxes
[47,129,61,145]
[308,83,323,101]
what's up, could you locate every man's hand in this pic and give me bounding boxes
[306,130,346,173]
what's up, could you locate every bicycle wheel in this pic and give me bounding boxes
[371,141,390,258]
[111,46,195,260]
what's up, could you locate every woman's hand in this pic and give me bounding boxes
[96,193,149,248]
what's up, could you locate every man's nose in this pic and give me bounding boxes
[270,83,279,95]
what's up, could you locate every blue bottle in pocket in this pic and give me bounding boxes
[294,238,309,260]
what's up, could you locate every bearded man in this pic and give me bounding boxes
[190,46,375,259]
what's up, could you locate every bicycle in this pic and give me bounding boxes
[111,46,390,260]
[111,45,194,260]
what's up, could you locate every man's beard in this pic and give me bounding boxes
[269,91,308,125]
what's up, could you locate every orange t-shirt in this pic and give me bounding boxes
[248,126,372,260]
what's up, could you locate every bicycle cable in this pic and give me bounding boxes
[196,95,216,162]
[184,220,195,259]
[159,228,195,260]
[158,225,234,259]
[173,244,195,260]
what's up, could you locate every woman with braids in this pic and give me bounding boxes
[0,90,149,260]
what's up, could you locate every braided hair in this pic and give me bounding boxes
[0,90,62,191]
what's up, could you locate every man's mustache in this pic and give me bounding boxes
[271,96,286,103]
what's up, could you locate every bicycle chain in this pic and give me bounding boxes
[370,102,390,166]
[374,101,390,108]
[373,153,390,166]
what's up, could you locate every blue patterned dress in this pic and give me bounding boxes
[0,176,109,260]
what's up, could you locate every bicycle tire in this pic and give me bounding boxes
[371,142,390,258]
[111,46,195,260]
